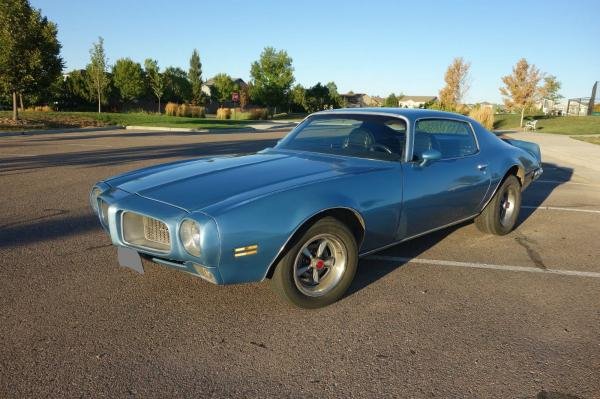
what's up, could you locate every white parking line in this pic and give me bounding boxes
[522,205,600,214]
[367,256,600,278]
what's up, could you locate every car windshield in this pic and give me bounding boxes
[276,114,406,161]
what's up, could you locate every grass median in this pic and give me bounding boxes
[494,114,600,134]
[0,111,255,131]
[572,136,600,145]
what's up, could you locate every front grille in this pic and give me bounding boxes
[143,216,170,245]
[122,212,171,252]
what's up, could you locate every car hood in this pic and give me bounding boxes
[106,150,390,212]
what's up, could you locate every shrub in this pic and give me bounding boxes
[165,102,178,116]
[469,106,495,130]
[26,105,53,112]
[189,105,205,118]
[248,107,270,120]
[216,108,231,119]
[176,103,189,117]
[227,107,271,120]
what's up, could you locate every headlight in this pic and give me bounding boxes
[90,187,103,214]
[180,219,201,257]
[99,199,109,227]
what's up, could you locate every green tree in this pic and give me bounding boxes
[211,73,234,105]
[304,82,330,113]
[163,66,191,103]
[250,47,294,112]
[0,0,63,120]
[188,49,203,105]
[112,58,145,105]
[239,84,250,110]
[52,69,94,110]
[86,37,109,113]
[325,81,342,108]
[539,75,562,103]
[384,93,399,107]
[290,84,306,112]
[500,58,542,127]
[144,59,164,113]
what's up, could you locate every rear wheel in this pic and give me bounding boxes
[475,175,521,235]
[270,217,358,309]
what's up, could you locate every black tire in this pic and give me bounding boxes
[475,175,522,235]
[270,217,358,309]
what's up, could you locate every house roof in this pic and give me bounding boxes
[204,77,246,87]
[398,96,437,103]
[340,93,366,98]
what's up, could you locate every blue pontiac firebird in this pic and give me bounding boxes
[90,108,542,308]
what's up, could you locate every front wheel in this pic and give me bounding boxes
[475,175,522,235]
[270,217,358,309]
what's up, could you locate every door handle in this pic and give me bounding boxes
[477,164,488,171]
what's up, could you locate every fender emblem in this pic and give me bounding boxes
[234,244,258,257]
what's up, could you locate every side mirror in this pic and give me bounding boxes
[419,149,441,167]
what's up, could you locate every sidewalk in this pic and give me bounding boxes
[508,132,600,184]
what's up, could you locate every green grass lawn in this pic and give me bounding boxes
[572,136,600,145]
[493,113,600,134]
[0,111,255,131]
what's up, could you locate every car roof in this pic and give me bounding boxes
[313,107,473,123]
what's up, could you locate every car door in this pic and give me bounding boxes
[399,118,491,238]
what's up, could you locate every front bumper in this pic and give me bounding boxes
[91,184,223,284]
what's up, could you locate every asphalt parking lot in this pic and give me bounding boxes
[1,128,599,398]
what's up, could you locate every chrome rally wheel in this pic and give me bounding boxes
[293,234,347,297]
[270,217,358,308]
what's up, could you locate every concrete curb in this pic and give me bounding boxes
[125,125,212,133]
[125,123,297,134]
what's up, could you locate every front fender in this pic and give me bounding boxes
[209,169,403,284]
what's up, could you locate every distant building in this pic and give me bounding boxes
[201,77,247,98]
[398,96,437,108]
[340,93,384,108]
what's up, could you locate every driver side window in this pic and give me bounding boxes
[281,115,406,161]
[414,119,478,160]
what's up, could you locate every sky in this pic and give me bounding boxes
[30,0,600,103]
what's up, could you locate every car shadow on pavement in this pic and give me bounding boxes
[0,213,98,249]
[533,390,585,399]
[517,162,573,226]
[348,161,573,297]
[348,223,465,296]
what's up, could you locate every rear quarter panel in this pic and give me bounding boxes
[474,122,541,206]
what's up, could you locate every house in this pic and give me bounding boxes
[398,96,437,108]
[339,93,383,108]
[201,77,247,98]
[478,101,496,110]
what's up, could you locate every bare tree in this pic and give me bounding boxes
[438,57,471,111]
[500,58,542,128]
[86,37,109,113]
